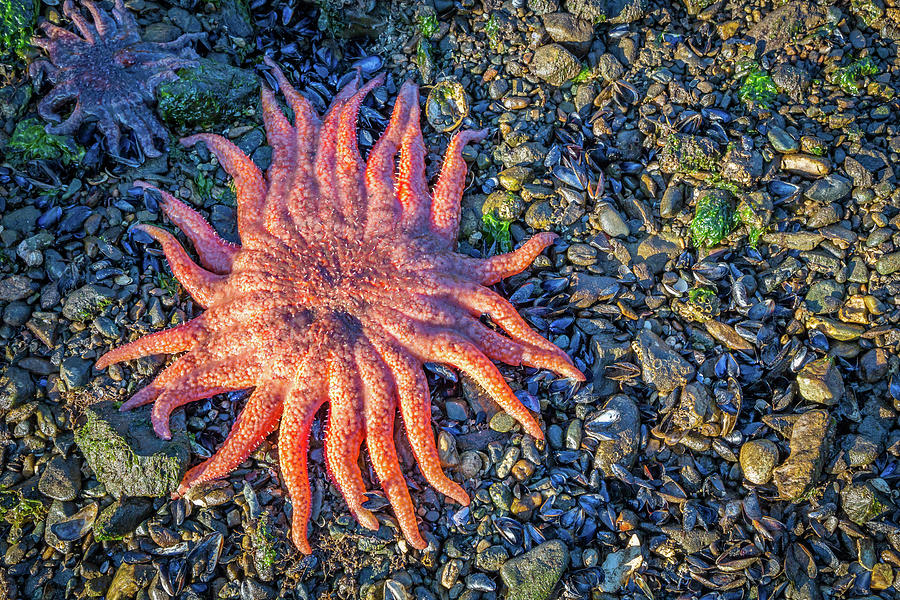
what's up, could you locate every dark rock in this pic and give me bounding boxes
[804,175,851,203]
[94,498,155,541]
[60,356,93,389]
[157,58,259,129]
[0,366,34,410]
[74,401,190,497]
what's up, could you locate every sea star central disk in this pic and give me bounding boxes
[97,59,584,553]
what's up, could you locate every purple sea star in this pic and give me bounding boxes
[29,0,203,158]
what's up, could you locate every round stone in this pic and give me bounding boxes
[739,439,779,485]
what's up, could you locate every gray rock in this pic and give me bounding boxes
[770,63,811,100]
[746,0,829,53]
[1,206,40,233]
[634,330,695,394]
[590,395,641,477]
[592,202,630,237]
[843,155,874,188]
[38,456,82,501]
[529,44,582,87]
[220,0,253,38]
[542,12,593,53]
[739,439,779,485]
[633,235,680,274]
[74,401,191,497]
[566,0,647,23]
[588,333,632,396]
[796,358,843,405]
[773,409,834,500]
[661,527,719,554]
[61,285,116,321]
[0,274,39,302]
[804,175,851,203]
[500,539,569,600]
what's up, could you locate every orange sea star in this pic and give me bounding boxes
[96,59,584,553]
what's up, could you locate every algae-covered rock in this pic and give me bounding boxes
[75,400,190,498]
[157,58,258,129]
[500,539,569,600]
[690,189,735,248]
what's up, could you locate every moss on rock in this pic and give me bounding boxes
[157,58,258,130]
[74,400,190,498]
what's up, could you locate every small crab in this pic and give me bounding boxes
[29,0,204,160]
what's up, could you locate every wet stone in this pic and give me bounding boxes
[38,456,82,502]
[60,356,93,389]
[529,44,582,87]
[0,366,34,411]
[804,280,843,314]
[475,545,509,572]
[106,563,155,600]
[61,285,116,321]
[94,498,154,541]
[541,12,593,51]
[796,358,843,406]
[773,409,835,500]
[841,482,889,525]
[634,330,695,394]
[590,395,641,477]
[659,134,720,174]
[780,154,830,178]
[767,126,799,153]
[875,251,900,276]
[499,539,568,600]
[739,439,779,485]
[74,400,190,497]
[0,275,39,302]
[804,175,851,204]
[489,412,516,433]
[721,147,762,186]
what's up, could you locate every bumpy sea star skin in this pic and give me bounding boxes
[29,0,203,158]
[96,59,585,553]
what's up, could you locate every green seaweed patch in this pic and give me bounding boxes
[0,0,37,58]
[0,489,47,527]
[481,213,512,254]
[418,12,438,39]
[8,117,85,165]
[690,190,735,248]
[157,59,258,130]
[738,63,778,107]
[834,57,878,95]
[484,13,500,47]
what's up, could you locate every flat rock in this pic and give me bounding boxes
[74,401,190,498]
[796,358,844,405]
[634,330,695,394]
[38,456,82,502]
[500,539,569,600]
